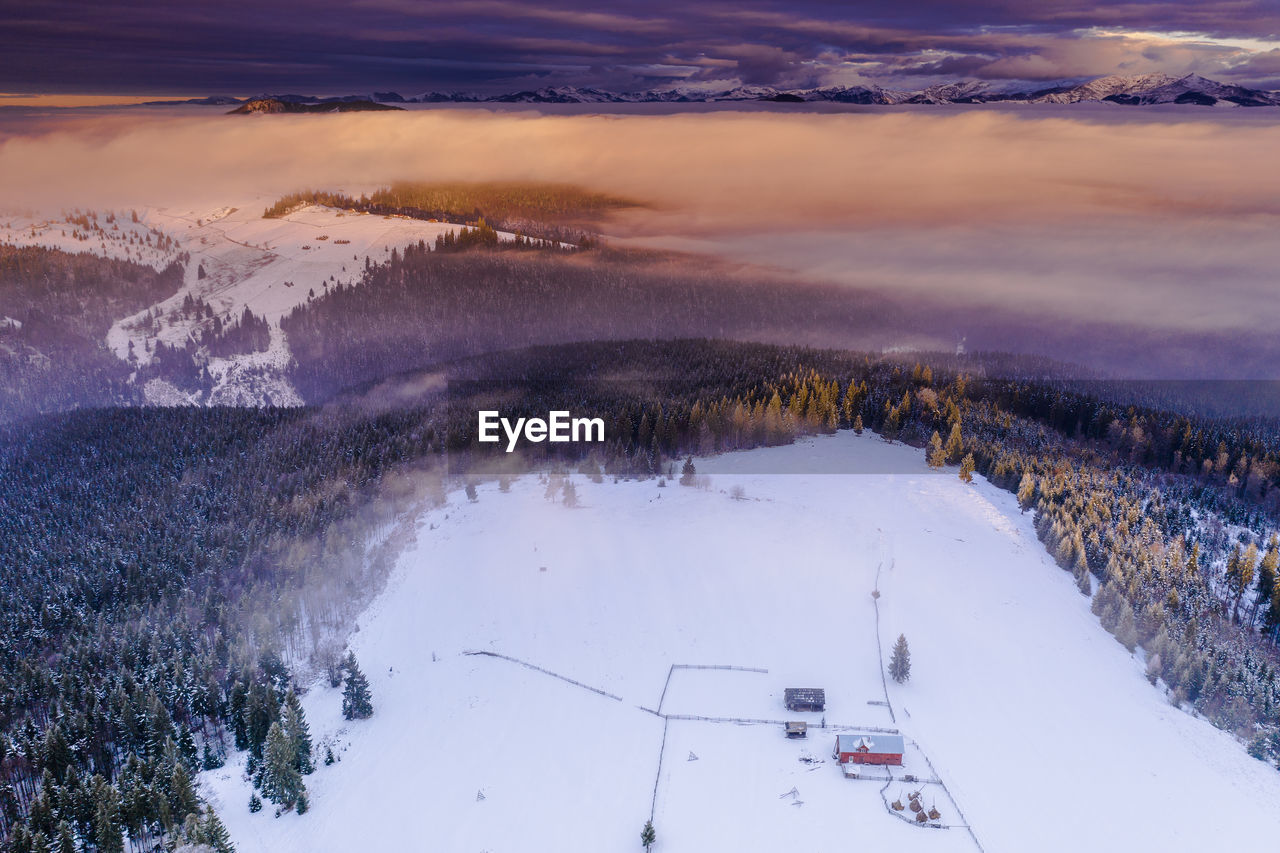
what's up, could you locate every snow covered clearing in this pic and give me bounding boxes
[4,200,535,406]
[201,432,1280,852]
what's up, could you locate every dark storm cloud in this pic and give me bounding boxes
[2,1,1279,94]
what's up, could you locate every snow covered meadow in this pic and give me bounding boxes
[200,432,1280,852]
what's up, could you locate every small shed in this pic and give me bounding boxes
[785,721,808,739]
[784,688,826,712]
[834,733,905,766]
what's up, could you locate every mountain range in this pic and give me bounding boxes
[151,73,1280,109]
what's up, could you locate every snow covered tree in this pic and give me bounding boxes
[640,819,656,850]
[1114,600,1139,652]
[1072,551,1092,596]
[680,457,696,486]
[201,808,235,853]
[342,653,373,720]
[54,821,75,853]
[248,794,262,813]
[283,691,314,774]
[562,481,578,508]
[260,722,304,810]
[1258,535,1279,627]
[889,634,911,683]
[958,453,975,484]
[169,762,199,826]
[93,780,124,853]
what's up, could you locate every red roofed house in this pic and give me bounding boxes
[834,733,905,766]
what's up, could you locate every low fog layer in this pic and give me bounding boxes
[2,106,1278,376]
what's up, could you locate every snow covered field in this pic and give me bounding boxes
[201,433,1280,852]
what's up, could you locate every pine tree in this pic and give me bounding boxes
[1016,472,1035,511]
[283,691,314,774]
[679,457,696,486]
[927,432,945,468]
[54,821,75,853]
[260,722,304,809]
[945,421,963,463]
[169,762,199,826]
[853,414,863,435]
[1114,601,1139,652]
[641,819,656,850]
[342,653,374,720]
[889,634,911,683]
[1072,552,1092,595]
[202,807,236,853]
[93,781,124,853]
[1258,535,1279,628]
[248,794,262,813]
[958,453,975,484]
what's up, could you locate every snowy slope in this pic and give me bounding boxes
[2,200,534,407]
[200,433,1280,852]
[99,203,531,406]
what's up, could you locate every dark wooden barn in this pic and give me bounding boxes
[784,687,825,712]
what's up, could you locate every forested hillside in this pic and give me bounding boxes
[0,246,184,422]
[6,338,1280,850]
[280,245,908,402]
[263,181,636,244]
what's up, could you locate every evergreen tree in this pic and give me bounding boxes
[640,819,656,851]
[170,762,199,826]
[202,807,236,853]
[889,634,911,683]
[248,794,262,813]
[283,691,314,775]
[342,653,374,720]
[1258,535,1279,628]
[852,414,863,434]
[54,821,75,853]
[260,722,304,809]
[93,781,124,853]
[958,453,975,484]
[679,457,696,486]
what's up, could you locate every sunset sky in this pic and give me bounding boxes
[2,1,1280,95]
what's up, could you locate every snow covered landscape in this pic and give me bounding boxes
[0,201,536,407]
[199,433,1280,852]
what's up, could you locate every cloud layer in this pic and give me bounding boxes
[2,106,1278,375]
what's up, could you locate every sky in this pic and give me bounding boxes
[3,1,1280,96]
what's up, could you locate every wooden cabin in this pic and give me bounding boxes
[784,687,826,712]
[785,721,808,739]
[834,733,905,766]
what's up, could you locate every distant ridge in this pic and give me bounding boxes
[227,98,404,114]
[156,73,1280,110]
